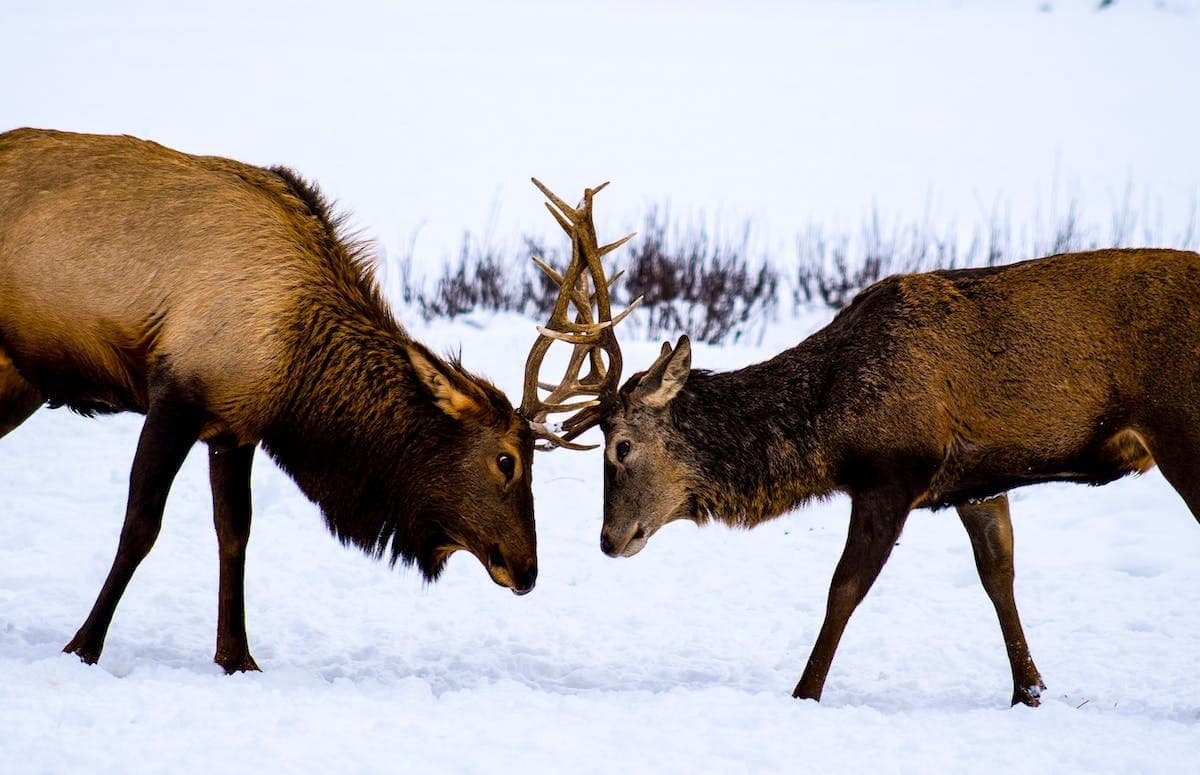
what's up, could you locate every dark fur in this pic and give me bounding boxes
[655,253,1176,520]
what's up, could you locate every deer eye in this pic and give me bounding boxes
[496,453,516,480]
[615,440,631,462]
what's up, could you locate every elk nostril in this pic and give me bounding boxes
[487,544,505,570]
[632,524,645,541]
[510,563,536,595]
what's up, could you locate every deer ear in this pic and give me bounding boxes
[406,346,483,420]
[633,335,691,407]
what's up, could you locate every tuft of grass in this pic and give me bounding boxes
[615,208,778,345]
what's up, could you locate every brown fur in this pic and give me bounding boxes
[0,128,537,671]
[599,248,1200,705]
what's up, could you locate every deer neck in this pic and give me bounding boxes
[674,343,836,527]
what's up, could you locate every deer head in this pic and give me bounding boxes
[519,179,704,556]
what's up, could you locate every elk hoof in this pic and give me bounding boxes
[62,637,102,666]
[791,682,822,702]
[216,649,261,674]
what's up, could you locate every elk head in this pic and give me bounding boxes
[404,344,538,594]
[520,179,701,557]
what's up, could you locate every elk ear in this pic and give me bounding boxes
[406,345,483,420]
[633,335,691,407]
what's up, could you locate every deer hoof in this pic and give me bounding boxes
[216,650,261,674]
[1011,682,1045,707]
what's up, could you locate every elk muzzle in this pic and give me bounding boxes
[485,543,538,595]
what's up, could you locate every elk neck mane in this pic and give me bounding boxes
[256,168,470,580]
[266,165,397,334]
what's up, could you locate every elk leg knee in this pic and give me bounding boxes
[64,384,203,664]
[957,494,1044,707]
[794,491,909,701]
[210,444,259,673]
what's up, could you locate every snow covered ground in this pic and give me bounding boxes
[2,2,1199,773]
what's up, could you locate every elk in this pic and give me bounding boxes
[0,128,538,672]
[525,179,1200,706]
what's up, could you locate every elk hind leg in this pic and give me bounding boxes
[63,377,203,664]
[957,493,1044,707]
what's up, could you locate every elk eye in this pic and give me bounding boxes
[615,440,631,462]
[496,453,516,480]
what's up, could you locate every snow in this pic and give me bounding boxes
[2,1,1199,773]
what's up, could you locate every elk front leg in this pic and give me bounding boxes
[64,383,203,664]
[793,489,910,701]
[209,444,259,673]
[957,494,1044,707]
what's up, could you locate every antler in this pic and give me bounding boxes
[519,178,641,451]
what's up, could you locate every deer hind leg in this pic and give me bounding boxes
[63,375,203,664]
[956,493,1044,707]
[209,444,260,673]
[0,346,42,439]
[793,488,911,702]
[1142,425,1200,522]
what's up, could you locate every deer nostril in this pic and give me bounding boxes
[600,532,620,558]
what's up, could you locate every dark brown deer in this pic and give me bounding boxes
[0,127,538,672]
[525,180,1200,706]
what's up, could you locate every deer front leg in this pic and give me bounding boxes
[793,489,910,701]
[64,380,203,664]
[957,493,1044,707]
[209,444,260,673]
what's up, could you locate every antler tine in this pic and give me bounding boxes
[532,177,590,228]
[520,178,639,449]
[531,255,564,284]
[599,232,637,256]
[542,202,573,235]
[533,256,602,320]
